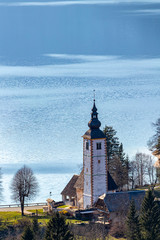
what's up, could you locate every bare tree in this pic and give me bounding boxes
[129,161,136,189]
[135,153,147,186]
[148,117,160,156]
[130,153,156,188]
[10,165,39,216]
[146,155,156,184]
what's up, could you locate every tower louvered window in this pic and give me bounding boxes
[97,142,101,150]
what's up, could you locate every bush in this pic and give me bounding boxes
[109,219,126,238]
[45,212,73,240]
[59,210,71,217]
[16,218,31,229]
[21,226,34,240]
[0,225,8,240]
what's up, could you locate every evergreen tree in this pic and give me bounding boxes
[126,199,141,240]
[118,143,129,187]
[103,125,119,174]
[103,126,129,188]
[45,212,73,240]
[21,226,34,240]
[140,190,160,240]
[32,217,39,233]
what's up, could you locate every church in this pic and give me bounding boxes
[61,100,117,209]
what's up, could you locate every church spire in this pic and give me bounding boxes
[88,99,101,129]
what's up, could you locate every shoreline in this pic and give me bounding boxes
[0,205,47,213]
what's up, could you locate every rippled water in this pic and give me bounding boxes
[0,0,160,204]
[2,173,74,205]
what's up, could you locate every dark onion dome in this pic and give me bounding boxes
[88,100,101,129]
[83,100,106,139]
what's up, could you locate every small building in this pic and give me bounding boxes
[61,175,79,206]
[103,191,145,223]
[46,198,55,212]
[74,170,84,208]
[61,170,117,209]
[75,208,109,222]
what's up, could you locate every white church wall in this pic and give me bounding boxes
[92,139,107,204]
[83,139,92,208]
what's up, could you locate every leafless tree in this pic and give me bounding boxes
[146,155,156,184]
[129,153,156,188]
[148,117,160,156]
[10,165,39,216]
[134,153,147,186]
[129,160,136,189]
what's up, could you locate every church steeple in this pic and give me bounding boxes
[88,100,101,129]
[83,99,108,209]
[83,99,105,139]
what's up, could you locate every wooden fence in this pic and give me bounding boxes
[0,202,47,208]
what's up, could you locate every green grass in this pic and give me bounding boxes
[57,205,69,208]
[27,209,44,214]
[0,211,22,222]
[0,211,126,240]
[67,219,89,224]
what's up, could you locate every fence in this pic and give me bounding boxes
[0,202,47,208]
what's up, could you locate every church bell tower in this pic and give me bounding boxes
[83,100,108,209]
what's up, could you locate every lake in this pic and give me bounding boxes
[0,0,160,204]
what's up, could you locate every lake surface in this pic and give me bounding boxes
[0,0,160,204]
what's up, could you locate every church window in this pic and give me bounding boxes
[97,142,101,150]
[86,142,89,150]
[86,168,88,172]
[98,160,100,164]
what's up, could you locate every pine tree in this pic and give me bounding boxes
[32,217,39,233]
[103,126,129,188]
[126,199,141,240]
[21,226,35,240]
[103,125,120,174]
[140,189,160,240]
[45,212,73,240]
[118,143,129,187]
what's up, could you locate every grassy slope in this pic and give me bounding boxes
[0,211,22,222]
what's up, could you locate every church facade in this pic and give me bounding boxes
[61,100,117,209]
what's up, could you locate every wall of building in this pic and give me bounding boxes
[92,138,107,204]
[83,137,107,208]
[83,138,92,208]
[76,188,83,209]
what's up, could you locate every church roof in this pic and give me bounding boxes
[61,175,79,197]
[83,100,105,139]
[108,171,118,191]
[74,169,84,189]
[83,129,106,139]
[104,191,145,212]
